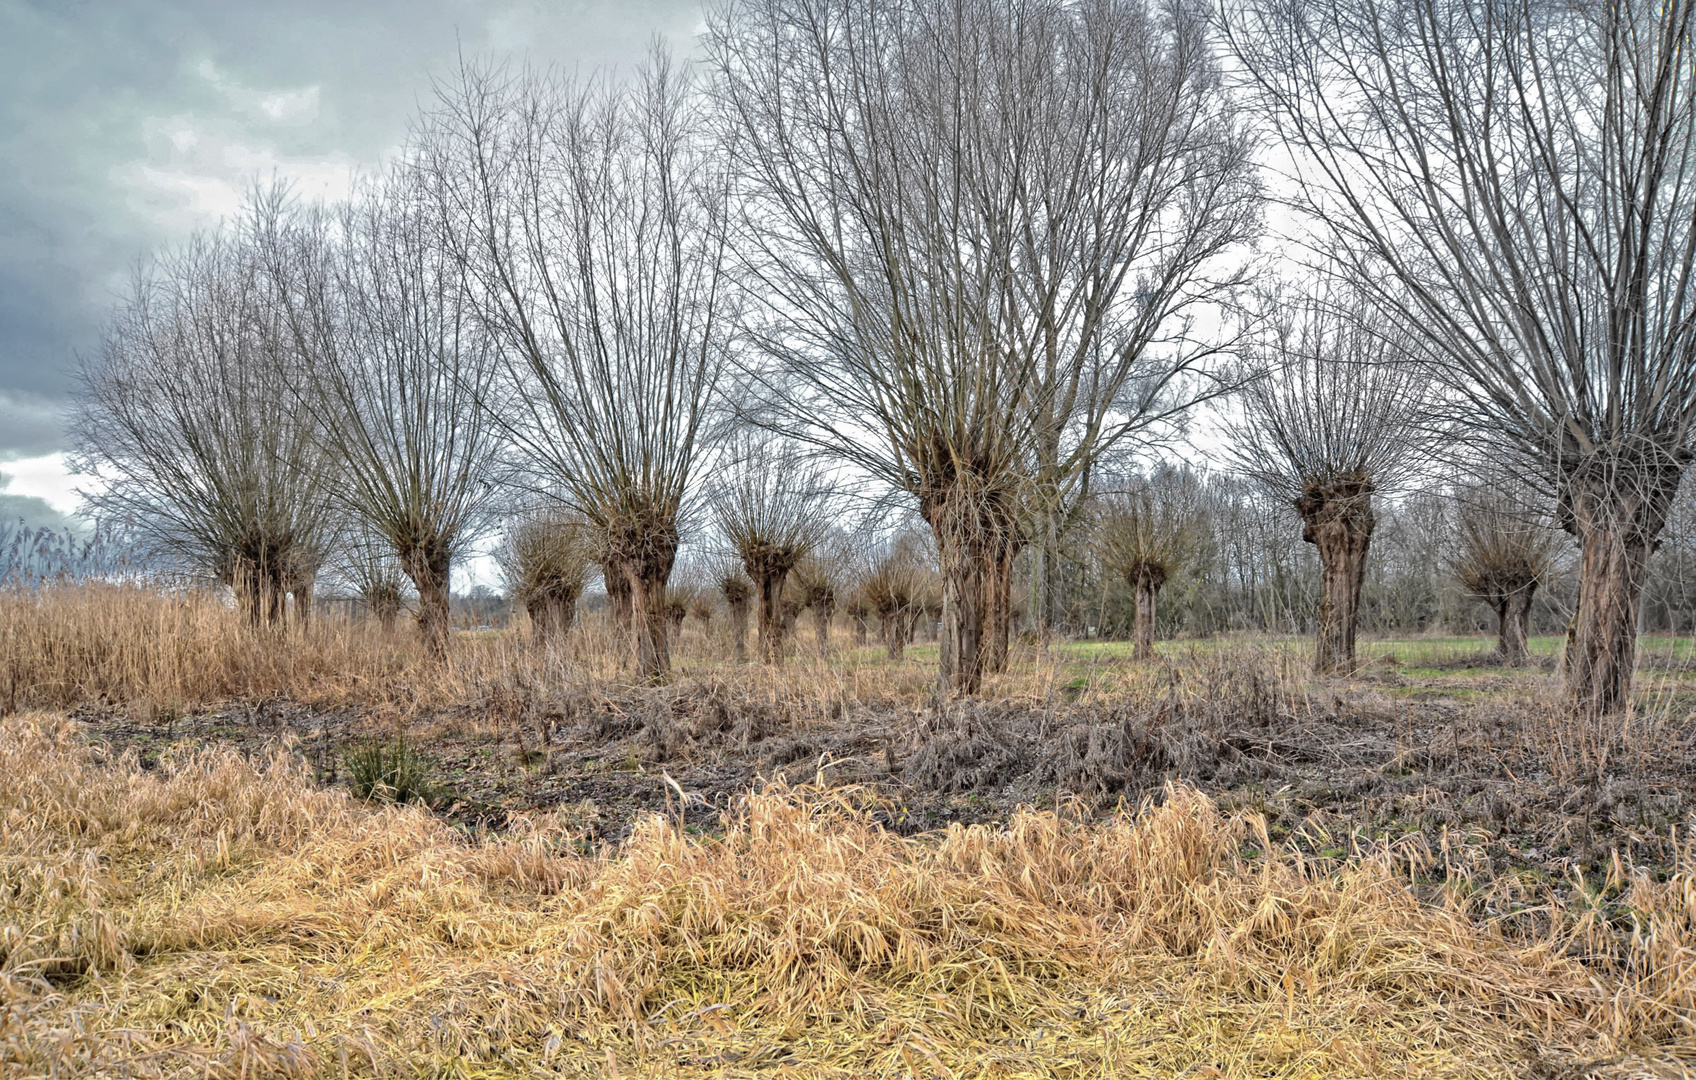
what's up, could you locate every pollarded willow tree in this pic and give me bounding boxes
[72,225,335,628]
[1095,465,1209,661]
[258,176,504,659]
[1452,480,1560,667]
[1230,295,1426,675]
[499,507,597,647]
[1226,0,1696,716]
[709,442,833,665]
[709,0,1261,694]
[420,50,733,682]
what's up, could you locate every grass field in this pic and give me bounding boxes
[2,584,1693,1077]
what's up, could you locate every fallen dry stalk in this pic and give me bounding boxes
[2,715,1691,1078]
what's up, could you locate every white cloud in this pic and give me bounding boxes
[195,59,321,125]
[111,115,361,231]
[1,453,84,516]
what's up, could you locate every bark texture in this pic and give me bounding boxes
[1493,585,1536,667]
[1129,563,1168,662]
[1296,478,1374,676]
[1558,460,1684,717]
[402,541,453,661]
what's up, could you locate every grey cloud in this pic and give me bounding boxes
[0,0,702,459]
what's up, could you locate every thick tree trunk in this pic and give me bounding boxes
[264,577,285,629]
[230,558,264,629]
[291,579,315,630]
[881,609,907,660]
[1298,480,1374,676]
[728,597,750,661]
[1494,584,1535,666]
[374,597,400,633]
[1558,460,1685,718]
[528,591,577,647]
[604,558,634,643]
[753,568,793,665]
[625,562,673,683]
[1564,526,1651,717]
[1131,565,1166,662]
[982,543,1018,674]
[405,549,452,661]
[935,536,988,695]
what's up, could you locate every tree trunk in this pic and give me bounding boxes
[1558,460,1685,718]
[934,529,988,695]
[264,576,285,629]
[982,543,1018,674]
[881,609,906,660]
[528,591,577,647]
[405,549,452,661]
[753,568,793,665]
[852,611,868,647]
[728,597,750,661]
[291,579,313,633]
[625,561,673,683]
[1131,565,1166,662]
[1563,527,1650,717]
[1494,584,1535,666]
[813,599,833,657]
[1297,480,1374,676]
[604,558,634,643]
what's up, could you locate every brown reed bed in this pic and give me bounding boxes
[2,712,1691,1079]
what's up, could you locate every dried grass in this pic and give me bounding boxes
[3,715,1692,1078]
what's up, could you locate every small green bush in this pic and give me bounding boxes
[343,738,436,805]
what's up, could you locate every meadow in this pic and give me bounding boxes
[3,583,1694,1078]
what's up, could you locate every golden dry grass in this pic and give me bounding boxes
[0,582,972,715]
[3,714,1692,1079]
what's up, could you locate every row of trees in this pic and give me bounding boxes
[71,0,1696,719]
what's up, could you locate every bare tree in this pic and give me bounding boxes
[709,0,1261,693]
[258,177,503,659]
[859,533,927,661]
[1452,482,1560,667]
[420,51,733,682]
[1231,295,1426,674]
[1227,0,1696,715]
[72,224,335,628]
[709,442,833,665]
[499,507,596,647]
[337,532,408,632]
[1095,465,1209,660]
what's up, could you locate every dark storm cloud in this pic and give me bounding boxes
[0,0,703,480]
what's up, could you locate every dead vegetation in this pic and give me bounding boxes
[5,585,1696,1075]
[2,712,1692,1078]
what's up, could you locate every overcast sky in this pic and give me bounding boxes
[0,0,704,529]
